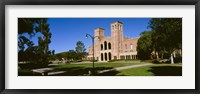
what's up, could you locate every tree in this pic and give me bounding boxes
[148,18,182,64]
[35,19,52,63]
[18,18,53,64]
[18,18,37,35]
[52,50,77,62]
[75,41,86,53]
[75,41,86,60]
[137,31,153,60]
[70,50,78,60]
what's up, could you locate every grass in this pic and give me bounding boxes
[18,60,182,76]
[53,61,142,69]
[18,60,142,76]
[48,61,144,76]
[18,69,42,76]
[116,64,182,76]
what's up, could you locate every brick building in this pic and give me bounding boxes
[87,21,139,61]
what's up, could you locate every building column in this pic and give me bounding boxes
[104,53,105,61]
[107,53,109,61]
[107,43,109,50]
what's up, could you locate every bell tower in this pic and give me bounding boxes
[94,28,104,41]
[111,21,123,59]
[94,28,104,61]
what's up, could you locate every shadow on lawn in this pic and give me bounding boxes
[18,66,120,76]
[96,70,120,76]
[147,66,182,76]
[53,67,119,76]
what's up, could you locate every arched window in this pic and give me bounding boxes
[112,25,114,30]
[104,41,107,50]
[108,52,111,60]
[105,53,107,61]
[101,44,103,50]
[101,53,103,61]
[130,43,133,49]
[108,42,111,49]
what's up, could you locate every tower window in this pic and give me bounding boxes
[101,44,103,50]
[104,41,107,50]
[108,42,111,49]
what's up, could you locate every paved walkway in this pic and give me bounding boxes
[98,63,153,73]
[71,62,108,64]
[32,68,65,76]
[33,63,153,75]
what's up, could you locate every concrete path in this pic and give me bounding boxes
[71,62,108,64]
[32,63,153,75]
[32,68,65,76]
[48,71,65,75]
[98,63,153,73]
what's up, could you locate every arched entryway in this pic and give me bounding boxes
[101,53,103,61]
[104,53,107,61]
[108,52,111,60]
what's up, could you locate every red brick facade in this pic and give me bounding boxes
[87,21,138,61]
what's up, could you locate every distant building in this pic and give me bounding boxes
[87,21,139,61]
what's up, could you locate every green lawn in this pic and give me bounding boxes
[49,61,144,76]
[116,64,182,76]
[18,60,182,76]
[53,61,141,69]
[18,60,142,76]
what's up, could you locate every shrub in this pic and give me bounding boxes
[174,57,182,63]
[108,60,115,62]
[108,59,139,62]
[152,60,160,64]
[89,60,98,62]
[140,59,156,63]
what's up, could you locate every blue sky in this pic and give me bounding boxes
[28,18,151,54]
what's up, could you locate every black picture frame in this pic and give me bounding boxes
[0,0,199,94]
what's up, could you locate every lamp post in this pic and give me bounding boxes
[86,33,98,74]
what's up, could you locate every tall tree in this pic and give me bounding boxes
[75,41,86,53]
[18,18,53,64]
[137,31,153,60]
[68,50,77,60]
[148,18,182,64]
[75,41,86,60]
[35,19,52,63]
